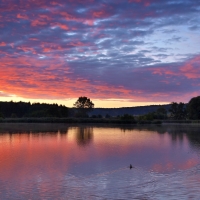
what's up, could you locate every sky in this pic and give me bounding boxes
[0,0,200,108]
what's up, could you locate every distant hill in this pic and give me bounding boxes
[88,104,171,117]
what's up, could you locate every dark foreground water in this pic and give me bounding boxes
[0,123,200,199]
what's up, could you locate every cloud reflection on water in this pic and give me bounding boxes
[0,124,200,198]
[0,125,199,176]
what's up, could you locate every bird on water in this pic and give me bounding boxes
[129,164,133,169]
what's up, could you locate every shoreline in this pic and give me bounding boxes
[0,117,200,124]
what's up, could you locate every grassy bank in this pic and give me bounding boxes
[162,120,200,124]
[0,117,162,124]
[1,117,200,124]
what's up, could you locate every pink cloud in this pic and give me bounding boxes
[92,11,106,18]
[16,13,29,20]
[60,12,78,21]
[84,19,94,26]
[31,19,48,26]
[51,23,69,30]
[180,56,200,79]
[128,0,154,6]
[29,38,39,41]
[0,56,135,100]
[0,0,199,104]
[0,42,6,46]
[150,55,200,79]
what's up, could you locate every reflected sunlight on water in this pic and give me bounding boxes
[0,123,200,199]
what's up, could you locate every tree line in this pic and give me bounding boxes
[0,101,69,118]
[136,96,200,120]
[0,96,200,120]
[0,97,94,118]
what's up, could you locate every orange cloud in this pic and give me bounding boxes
[0,56,136,100]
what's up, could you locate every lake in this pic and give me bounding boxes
[0,123,200,199]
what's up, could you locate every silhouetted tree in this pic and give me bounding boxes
[74,97,94,117]
[74,97,94,109]
[0,104,3,118]
[187,96,200,119]
[169,102,187,120]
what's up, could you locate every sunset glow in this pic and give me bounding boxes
[1,0,200,107]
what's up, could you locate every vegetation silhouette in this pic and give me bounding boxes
[136,106,167,121]
[74,96,94,117]
[0,101,69,118]
[169,102,187,120]
[187,96,200,119]
[0,95,200,124]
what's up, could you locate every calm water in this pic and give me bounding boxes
[0,123,200,199]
